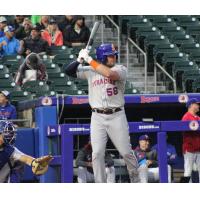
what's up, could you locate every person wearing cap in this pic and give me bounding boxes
[63,15,90,47]
[134,135,171,182]
[15,52,47,86]
[76,141,115,183]
[0,90,17,120]
[41,18,63,46]
[182,98,200,182]
[0,16,7,38]
[19,25,50,56]
[0,25,23,56]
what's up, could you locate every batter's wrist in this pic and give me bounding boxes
[89,59,100,69]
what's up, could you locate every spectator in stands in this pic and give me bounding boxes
[0,90,17,120]
[58,15,73,32]
[0,16,7,38]
[41,19,63,46]
[15,18,33,40]
[76,141,115,183]
[0,26,23,56]
[182,98,200,182]
[15,52,47,86]
[36,15,49,31]
[134,135,171,183]
[63,15,90,47]
[19,25,50,56]
[11,15,25,32]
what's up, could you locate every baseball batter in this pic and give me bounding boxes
[0,120,52,183]
[65,43,139,183]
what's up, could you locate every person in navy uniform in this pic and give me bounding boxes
[0,91,17,120]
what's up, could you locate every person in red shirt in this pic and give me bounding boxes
[182,98,200,182]
[41,19,63,47]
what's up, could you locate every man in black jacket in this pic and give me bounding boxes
[19,25,50,56]
[76,141,115,183]
[63,15,90,47]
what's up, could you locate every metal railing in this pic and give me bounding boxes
[126,37,147,93]
[154,62,177,93]
[101,15,121,63]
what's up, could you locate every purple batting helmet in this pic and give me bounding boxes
[96,43,118,64]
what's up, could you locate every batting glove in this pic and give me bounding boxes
[78,49,93,64]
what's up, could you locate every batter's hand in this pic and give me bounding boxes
[78,49,93,64]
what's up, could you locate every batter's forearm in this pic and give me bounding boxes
[89,61,120,80]
[19,155,35,166]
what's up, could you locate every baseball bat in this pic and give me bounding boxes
[86,21,100,52]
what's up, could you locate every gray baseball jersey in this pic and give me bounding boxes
[77,64,127,108]
[0,147,24,183]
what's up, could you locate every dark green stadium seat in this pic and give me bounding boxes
[180,43,200,51]
[161,53,189,74]
[143,15,168,21]
[0,73,13,80]
[35,90,57,98]
[10,91,33,102]
[118,16,143,34]
[0,65,9,74]
[53,53,76,67]
[22,81,49,93]
[49,78,77,93]
[48,72,67,79]
[128,19,152,40]
[192,78,200,92]
[173,62,199,89]
[164,31,186,40]
[136,27,161,49]
[181,69,200,92]
[124,88,140,94]
[45,63,59,69]
[170,15,194,21]
[2,55,23,66]
[0,80,20,92]
[46,66,61,74]
[171,34,195,45]
[186,25,200,36]
[50,46,72,56]
[176,18,200,27]
[62,88,86,95]
[7,63,20,74]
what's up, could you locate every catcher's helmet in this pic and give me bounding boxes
[96,43,118,64]
[0,121,16,145]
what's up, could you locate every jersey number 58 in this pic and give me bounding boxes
[106,87,118,96]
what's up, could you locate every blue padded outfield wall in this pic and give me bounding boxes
[15,128,39,181]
